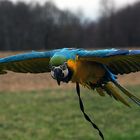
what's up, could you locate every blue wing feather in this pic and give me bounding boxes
[77,48,118,57]
[128,50,140,55]
[78,49,140,58]
[0,49,59,63]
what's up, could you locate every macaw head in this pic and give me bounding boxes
[49,55,72,85]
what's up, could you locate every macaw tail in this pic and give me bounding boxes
[97,81,140,107]
[113,81,140,106]
[103,82,131,107]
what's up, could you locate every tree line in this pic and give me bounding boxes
[0,0,140,50]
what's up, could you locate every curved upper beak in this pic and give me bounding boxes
[54,68,64,85]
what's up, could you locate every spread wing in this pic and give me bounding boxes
[0,50,59,74]
[77,49,140,75]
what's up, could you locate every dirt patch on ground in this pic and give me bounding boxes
[0,72,139,91]
[0,72,75,91]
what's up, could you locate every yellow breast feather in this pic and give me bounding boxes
[67,59,105,84]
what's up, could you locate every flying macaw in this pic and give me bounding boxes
[0,48,140,106]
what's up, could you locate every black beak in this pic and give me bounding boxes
[57,79,60,85]
[54,68,64,85]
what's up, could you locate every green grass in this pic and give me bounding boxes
[0,86,139,140]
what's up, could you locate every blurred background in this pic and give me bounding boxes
[0,0,140,50]
[0,0,140,140]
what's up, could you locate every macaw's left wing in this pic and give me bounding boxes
[77,49,140,75]
[0,50,59,74]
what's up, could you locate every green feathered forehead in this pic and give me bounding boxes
[49,55,67,66]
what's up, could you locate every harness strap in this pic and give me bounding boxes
[76,82,104,140]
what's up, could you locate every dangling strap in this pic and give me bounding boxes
[76,82,104,140]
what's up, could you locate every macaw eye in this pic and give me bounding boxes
[51,66,55,71]
[60,63,67,70]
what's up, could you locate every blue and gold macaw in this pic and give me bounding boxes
[0,48,140,107]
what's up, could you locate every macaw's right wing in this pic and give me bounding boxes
[0,50,59,74]
[77,49,140,75]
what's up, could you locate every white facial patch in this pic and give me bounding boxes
[63,69,69,78]
[51,70,55,79]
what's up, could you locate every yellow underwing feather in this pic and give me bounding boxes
[0,58,50,73]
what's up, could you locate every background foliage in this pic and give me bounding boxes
[0,0,140,50]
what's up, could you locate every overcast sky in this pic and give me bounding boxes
[11,0,139,20]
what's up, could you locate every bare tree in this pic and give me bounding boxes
[97,0,116,47]
[99,0,116,17]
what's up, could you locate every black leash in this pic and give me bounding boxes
[76,82,104,140]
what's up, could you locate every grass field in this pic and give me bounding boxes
[0,86,139,140]
[0,51,140,140]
